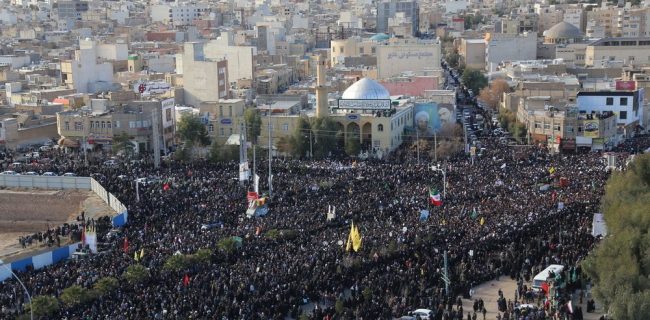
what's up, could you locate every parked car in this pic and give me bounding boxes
[62,172,77,177]
[409,309,433,319]
[103,160,118,166]
[23,171,38,175]
[42,172,56,176]
[39,145,51,152]
[1,170,18,175]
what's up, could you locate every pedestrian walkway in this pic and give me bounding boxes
[461,277,605,320]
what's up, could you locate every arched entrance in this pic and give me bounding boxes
[361,122,372,150]
[347,122,360,141]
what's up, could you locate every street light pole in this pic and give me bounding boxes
[0,260,33,320]
[430,164,447,198]
[267,102,273,197]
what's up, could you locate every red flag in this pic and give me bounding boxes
[183,274,190,286]
[541,282,549,297]
[163,183,170,191]
[123,237,129,253]
[551,191,557,202]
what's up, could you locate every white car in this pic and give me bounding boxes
[103,160,118,166]
[1,170,18,175]
[23,171,38,176]
[409,309,433,319]
[62,172,77,177]
[42,172,56,176]
[39,145,51,152]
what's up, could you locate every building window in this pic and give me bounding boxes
[606,97,614,105]
[340,46,344,53]
[620,97,628,105]
[282,124,289,131]
[534,122,542,129]
[220,128,225,136]
[229,128,233,135]
[208,124,214,132]
[107,121,111,129]
[553,124,561,131]
[543,123,550,130]
[65,121,70,130]
[129,121,135,128]
[578,126,583,132]
[229,106,232,117]
[566,126,573,133]
[219,106,223,117]
[359,47,364,54]
[378,124,384,132]
[619,111,627,120]
[101,121,106,128]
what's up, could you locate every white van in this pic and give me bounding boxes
[532,264,564,292]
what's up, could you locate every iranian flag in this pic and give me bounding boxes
[429,188,442,206]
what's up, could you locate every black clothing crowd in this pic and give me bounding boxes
[0,136,648,320]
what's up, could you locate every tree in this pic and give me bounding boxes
[25,296,59,318]
[177,114,210,146]
[208,140,222,163]
[60,285,94,307]
[288,116,311,158]
[478,79,510,110]
[122,264,149,284]
[93,277,119,296]
[112,131,134,156]
[345,135,360,157]
[194,248,213,265]
[446,49,461,69]
[310,117,339,159]
[164,254,193,272]
[462,69,488,95]
[244,108,262,144]
[583,154,650,320]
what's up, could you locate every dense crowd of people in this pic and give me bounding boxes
[0,134,647,319]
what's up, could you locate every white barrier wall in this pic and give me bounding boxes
[0,175,92,190]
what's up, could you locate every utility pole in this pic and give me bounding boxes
[434,132,438,162]
[239,121,247,186]
[309,130,313,159]
[151,109,161,168]
[267,102,273,197]
[416,129,420,164]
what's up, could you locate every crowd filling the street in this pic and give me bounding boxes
[1,133,647,320]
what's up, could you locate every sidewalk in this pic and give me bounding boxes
[461,277,605,320]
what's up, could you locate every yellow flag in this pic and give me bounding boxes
[345,222,354,252]
[139,248,144,260]
[351,224,362,252]
[134,251,139,261]
[480,217,485,226]
[549,167,556,174]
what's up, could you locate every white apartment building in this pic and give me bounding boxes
[150,3,210,26]
[486,32,537,72]
[60,39,114,93]
[182,42,229,108]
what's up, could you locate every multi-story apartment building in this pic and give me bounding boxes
[376,0,419,36]
[584,37,650,67]
[181,42,229,108]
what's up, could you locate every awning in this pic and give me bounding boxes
[58,137,80,148]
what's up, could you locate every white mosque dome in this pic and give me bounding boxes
[341,78,391,100]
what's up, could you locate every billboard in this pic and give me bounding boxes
[337,99,391,110]
[583,119,600,138]
[413,103,454,137]
[161,98,175,129]
[615,80,636,91]
[133,81,171,95]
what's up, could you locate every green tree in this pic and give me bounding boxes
[112,131,134,156]
[310,117,339,159]
[461,69,488,95]
[60,285,93,307]
[583,154,650,320]
[164,254,192,272]
[194,248,213,265]
[208,140,222,163]
[217,237,242,255]
[93,277,119,296]
[122,264,149,284]
[25,296,59,318]
[446,49,461,69]
[177,114,210,146]
[288,116,311,158]
[244,108,262,144]
[345,134,360,157]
